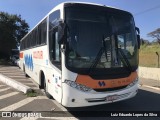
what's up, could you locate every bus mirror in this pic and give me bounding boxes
[137,34,140,49]
[135,27,140,35]
[136,27,140,49]
[58,20,66,44]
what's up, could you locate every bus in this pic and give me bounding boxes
[19,2,140,107]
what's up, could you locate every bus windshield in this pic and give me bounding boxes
[65,4,138,75]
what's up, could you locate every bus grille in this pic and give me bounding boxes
[93,85,127,92]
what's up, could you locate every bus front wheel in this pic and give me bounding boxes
[40,72,52,99]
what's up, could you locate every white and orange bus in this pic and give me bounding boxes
[19,2,140,107]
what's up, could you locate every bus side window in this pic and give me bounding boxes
[49,10,61,69]
[49,28,61,69]
[55,32,60,62]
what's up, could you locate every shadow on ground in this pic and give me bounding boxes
[66,89,160,119]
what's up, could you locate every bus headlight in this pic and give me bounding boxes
[127,78,138,88]
[64,80,93,92]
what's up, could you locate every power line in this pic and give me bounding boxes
[134,4,160,16]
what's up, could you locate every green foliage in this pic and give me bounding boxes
[139,44,160,67]
[25,90,37,97]
[147,28,160,44]
[0,12,29,59]
[140,44,160,52]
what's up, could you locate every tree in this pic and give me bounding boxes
[140,38,150,45]
[147,28,160,44]
[0,12,29,59]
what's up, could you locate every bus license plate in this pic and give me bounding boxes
[106,95,118,101]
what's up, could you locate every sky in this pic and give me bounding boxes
[0,0,160,41]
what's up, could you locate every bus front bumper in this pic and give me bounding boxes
[61,83,138,107]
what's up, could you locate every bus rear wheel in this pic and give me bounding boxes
[23,64,29,77]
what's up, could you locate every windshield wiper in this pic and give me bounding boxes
[88,36,110,76]
[118,48,132,72]
[88,47,104,75]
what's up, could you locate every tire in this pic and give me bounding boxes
[23,64,29,78]
[43,74,53,99]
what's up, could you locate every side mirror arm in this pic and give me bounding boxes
[136,27,141,49]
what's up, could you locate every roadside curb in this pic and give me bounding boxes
[0,73,32,94]
[139,84,160,91]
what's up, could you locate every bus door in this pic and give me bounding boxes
[49,25,62,103]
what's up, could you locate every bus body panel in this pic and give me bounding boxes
[20,45,63,103]
[47,67,62,103]
[20,46,48,84]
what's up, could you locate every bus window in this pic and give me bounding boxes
[55,32,60,61]
[49,10,61,69]
[49,28,61,69]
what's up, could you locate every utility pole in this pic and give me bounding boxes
[156,52,159,68]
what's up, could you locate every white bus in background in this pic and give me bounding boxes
[19,2,140,107]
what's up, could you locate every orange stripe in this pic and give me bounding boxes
[19,52,23,58]
[76,72,138,89]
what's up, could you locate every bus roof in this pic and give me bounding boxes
[20,1,128,42]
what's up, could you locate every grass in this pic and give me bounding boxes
[139,44,160,67]
[25,90,38,97]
